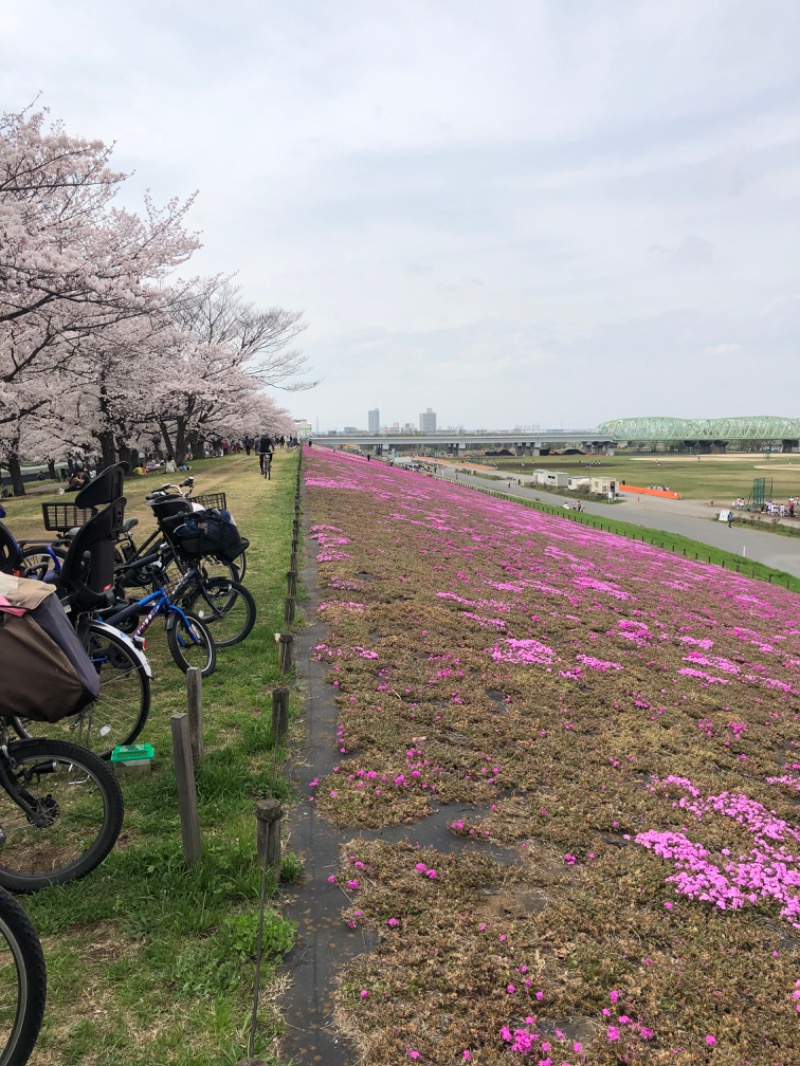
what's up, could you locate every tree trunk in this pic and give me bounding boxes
[115,444,137,473]
[98,431,116,468]
[7,455,25,497]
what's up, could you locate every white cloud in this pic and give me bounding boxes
[1,0,798,430]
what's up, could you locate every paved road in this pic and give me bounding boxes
[435,466,800,580]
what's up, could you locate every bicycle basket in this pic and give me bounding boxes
[172,514,247,562]
[190,492,226,511]
[42,502,97,532]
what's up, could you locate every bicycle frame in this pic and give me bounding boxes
[0,724,54,830]
[105,565,201,646]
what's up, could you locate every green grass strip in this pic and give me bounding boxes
[19,452,300,1066]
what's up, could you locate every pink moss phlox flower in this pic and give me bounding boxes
[489,638,555,666]
[638,776,800,926]
[576,653,622,671]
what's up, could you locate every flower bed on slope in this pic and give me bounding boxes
[304,447,800,1066]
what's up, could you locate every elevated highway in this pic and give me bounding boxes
[311,416,800,454]
[310,430,612,453]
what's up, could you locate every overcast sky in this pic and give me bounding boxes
[3,0,798,432]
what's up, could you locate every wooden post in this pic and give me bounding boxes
[171,713,201,865]
[284,596,295,624]
[278,633,294,674]
[186,667,204,764]
[272,687,289,738]
[286,570,297,597]
[256,798,283,875]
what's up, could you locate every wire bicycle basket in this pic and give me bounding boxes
[189,492,227,511]
[41,502,97,532]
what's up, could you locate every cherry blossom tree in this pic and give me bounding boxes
[1,107,312,489]
[0,105,200,490]
[171,277,315,391]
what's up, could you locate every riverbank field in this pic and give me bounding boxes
[2,452,299,1066]
[304,446,800,1066]
[489,452,800,503]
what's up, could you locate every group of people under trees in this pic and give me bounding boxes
[1,432,300,497]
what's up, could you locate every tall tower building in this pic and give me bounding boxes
[368,408,380,433]
[419,407,437,433]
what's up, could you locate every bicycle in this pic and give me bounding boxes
[113,490,255,647]
[105,556,217,677]
[0,719,124,893]
[6,501,153,761]
[116,480,247,585]
[0,885,46,1066]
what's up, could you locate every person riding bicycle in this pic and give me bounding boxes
[255,433,273,476]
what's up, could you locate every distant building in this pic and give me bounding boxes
[294,419,312,439]
[420,407,437,433]
[343,426,360,434]
[368,408,380,434]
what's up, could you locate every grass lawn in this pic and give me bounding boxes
[303,447,800,1066]
[487,452,800,503]
[2,452,300,1066]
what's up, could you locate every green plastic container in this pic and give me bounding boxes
[111,743,155,762]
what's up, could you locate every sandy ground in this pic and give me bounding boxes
[627,454,800,467]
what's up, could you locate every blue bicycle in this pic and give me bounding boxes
[105,555,216,677]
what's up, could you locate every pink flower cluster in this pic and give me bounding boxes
[637,776,800,926]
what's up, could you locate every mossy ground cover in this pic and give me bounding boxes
[472,490,800,594]
[303,447,800,1066]
[3,452,299,1065]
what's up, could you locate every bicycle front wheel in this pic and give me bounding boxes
[0,738,124,893]
[166,611,216,676]
[0,886,46,1066]
[13,623,150,760]
[183,578,256,647]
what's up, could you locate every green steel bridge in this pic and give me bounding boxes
[596,416,800,443]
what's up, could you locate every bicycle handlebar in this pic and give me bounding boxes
[145,477,195,502]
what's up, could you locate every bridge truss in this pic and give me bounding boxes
[596,416,800,442]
